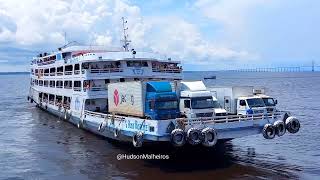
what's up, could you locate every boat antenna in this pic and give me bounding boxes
[121,17,131,51]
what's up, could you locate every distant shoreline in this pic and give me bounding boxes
[0,72,29,75]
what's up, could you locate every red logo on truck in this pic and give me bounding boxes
[113,89,119,106]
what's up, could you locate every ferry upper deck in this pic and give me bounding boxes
[30,46,182,80]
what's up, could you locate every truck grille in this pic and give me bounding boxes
[196,112,213,117]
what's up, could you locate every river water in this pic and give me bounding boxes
[0,72,319,180]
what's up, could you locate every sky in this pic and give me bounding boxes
[0,0,319,72]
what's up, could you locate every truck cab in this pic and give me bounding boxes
[237,96,267,115]
[253,88,278,112]
[212,96,227,116]
[177,81,226,118]
[145,82,180,120]
[256,94,277,113]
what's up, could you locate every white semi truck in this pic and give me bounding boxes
[175,81,227,118]
[210,86,267,115]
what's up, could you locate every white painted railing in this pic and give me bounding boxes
[152,68,182,73]
[64,71,73,75]
[88,68,124,74]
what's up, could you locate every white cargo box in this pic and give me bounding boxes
[108,81,146,117]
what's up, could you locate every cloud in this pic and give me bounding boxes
[0,0,258,71]
[194,0,267,35]
[141,16,257,65]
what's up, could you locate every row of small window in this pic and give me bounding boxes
[32,79,82,90]
[31,64,81,76]
[39,92,71,109]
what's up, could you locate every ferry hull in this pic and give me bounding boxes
[31,97,277,148]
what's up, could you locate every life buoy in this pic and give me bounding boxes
[262,124,275,139]
[187,128,201,145]
[170,128,185,147]
[132,131,143,148]
[274,120,286,136]
[201,127,217,147]
[285,116,300,134]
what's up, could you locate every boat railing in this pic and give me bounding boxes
[88,68,124,74]
[90,86,107,91]
[84,110,125,121]
[64,71,73,75]
[152,68,182,73]
[73,87,81,91]
[74,70,80,75]
[56,85,63,88]
[180,112,283,126]
[56,72,63,76]
[44,72,49,76]
[37,60,55,66]
[64,86,72,89]
[50,72,55,76]
[63,104,70,110]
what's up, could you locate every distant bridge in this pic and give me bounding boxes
[225,66,320,72]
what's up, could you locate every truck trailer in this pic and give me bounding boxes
[108,81,180,120]
[210,86,267,115]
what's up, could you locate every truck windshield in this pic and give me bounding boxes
[247,98,265,108]
[191,97,214,109]
[262,98,275,106]
[156,100,178,110]
[212,100,222,108]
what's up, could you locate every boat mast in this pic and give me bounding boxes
[121,17,131,52]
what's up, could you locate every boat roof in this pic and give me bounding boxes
[33,45,180,64]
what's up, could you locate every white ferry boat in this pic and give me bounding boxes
[28,19,300,148]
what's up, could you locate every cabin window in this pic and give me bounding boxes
[49,94,55,105]
[74,64,80,74]
[240,100,246,106]
[64,81,72,89]
[73,81,81,91]
[44,69,49,76]
[50,67,56,76]
[64,65,73,75]
[55,96,63,106]
[105,79,110,84]
[44,80,48,87]
[126,61,148,67]
[184,100,191,108]
[57,66,63,76]
[56,81,63,88]
[120,78,125,82]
